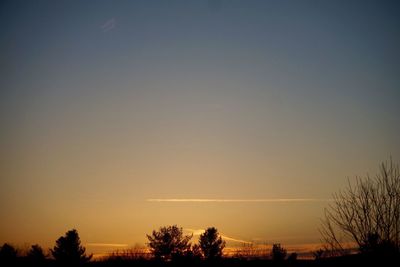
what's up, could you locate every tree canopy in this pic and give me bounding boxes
[199,227,225,260]
[27,244,46,263]
[0,243,17,264]
[51,229,92,265]
[271,243,287,261]
[146,225,192,261]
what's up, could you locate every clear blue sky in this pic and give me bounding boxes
[1,0,399,254]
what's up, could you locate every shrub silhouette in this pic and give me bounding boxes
[27,244,46,264]
[146,225,192,261]
[359,232,399,260]
[271,243,287,261]
[107,246,151,261]
[188,244,203,260]
[321,158,400,257]
[0,243,17,265]
[51,229,92,265]
[313,248,324,260]
[233,243,266,259]
[287,252,297,262]
[199,227,226,260]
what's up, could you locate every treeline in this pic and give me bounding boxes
[0,229,90,267]
[3,226,399,267]
[0,226,298,266]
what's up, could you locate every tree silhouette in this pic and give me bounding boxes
[320,158,400,257]
[271,243,287,261]
[189,244,203,260]
[27,244,46,264]
[0,243,17,265]
[146,225,192,261]
[313,248,324,260]
[199,227,226,260]
[51,229,92,265]
[287,252,298,262]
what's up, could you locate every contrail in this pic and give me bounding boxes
[147,198,332,203]
[220,235,252,244]
[185,228,252,244]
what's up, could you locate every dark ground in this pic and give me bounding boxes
[3,254,400,267]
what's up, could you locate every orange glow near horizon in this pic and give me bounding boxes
[1,0,399,260]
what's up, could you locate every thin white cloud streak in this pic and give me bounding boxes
[185,229,252,244]
[221,235,252,244]
[86,243,129,247]
[147,198,332,203]
[184,228,205,236]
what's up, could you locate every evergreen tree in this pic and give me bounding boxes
[146,225,192,261]
[199,227,225,260]
[51,229,91,265]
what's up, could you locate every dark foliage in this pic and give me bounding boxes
[287,252,297,262]
[27,244,46,264]
[0,243,17,265]
[146,225,192,261]
[271,243,287,261]
[313,249,324,260]
[51,229,92,266]
[199,227,226,260]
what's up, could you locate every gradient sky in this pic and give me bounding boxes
[1,0,399,255]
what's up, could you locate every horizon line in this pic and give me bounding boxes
[146,198,333,203]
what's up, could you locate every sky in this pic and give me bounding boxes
[1,0,400,255]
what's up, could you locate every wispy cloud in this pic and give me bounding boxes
[101,18,116,32]
[184,228,206,236]
[221,235,253,244]
[185,229,252,244]
[147,198,332,203]
[86,243,129,247]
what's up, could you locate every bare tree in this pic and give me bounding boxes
[320,158,400,257]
